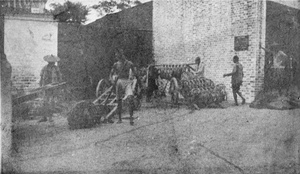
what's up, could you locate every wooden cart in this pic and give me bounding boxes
[94,77,142,121]
[12,82,67,106]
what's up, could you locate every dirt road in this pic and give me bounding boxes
[10,103,300,174]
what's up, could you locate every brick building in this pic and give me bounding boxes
[153,0,300,102]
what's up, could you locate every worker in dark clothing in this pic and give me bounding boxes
[38,55,62,123]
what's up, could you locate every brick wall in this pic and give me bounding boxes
[154,0,261,102]
[4,14,58,94]
[231,0,265,102]
[153,0,299,102]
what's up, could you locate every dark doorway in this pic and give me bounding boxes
[264,1,300,91]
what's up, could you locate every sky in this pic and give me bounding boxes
[45,0,151,24]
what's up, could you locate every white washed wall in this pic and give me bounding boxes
[4,15,58,93]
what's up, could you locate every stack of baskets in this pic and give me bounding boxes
[156,65,187,80]
[181,77,227,108]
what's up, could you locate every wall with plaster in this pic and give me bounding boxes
[4,14,58,94]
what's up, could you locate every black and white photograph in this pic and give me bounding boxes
[1,0,300,173]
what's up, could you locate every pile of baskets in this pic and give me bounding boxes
[67,100,109,129]
[181,77,227,108]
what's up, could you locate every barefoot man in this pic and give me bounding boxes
[223,56,246,106]
[109,49,136,126]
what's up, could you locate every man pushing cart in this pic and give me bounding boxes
[108,48,137,126]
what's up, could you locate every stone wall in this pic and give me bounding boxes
[4,14,58,94]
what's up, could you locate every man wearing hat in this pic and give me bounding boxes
[38,55,62,123]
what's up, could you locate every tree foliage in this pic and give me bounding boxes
[92,0,141,16]
[48,0,142,23]
[49,1,89,23]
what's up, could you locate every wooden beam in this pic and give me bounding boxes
[104,105,118,120]
[12,82,67,105]
[92,86,113,105]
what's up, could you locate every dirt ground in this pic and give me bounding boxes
[8,100,300,174]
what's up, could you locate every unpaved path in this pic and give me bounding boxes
[10,102,300,174]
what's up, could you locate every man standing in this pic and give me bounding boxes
[38,55,62,122]
[146,65,159,102]
[193,57,205,77]
[109,49,136,126]
[223,56,245,106]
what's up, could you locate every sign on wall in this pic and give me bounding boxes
[234,35,249,51]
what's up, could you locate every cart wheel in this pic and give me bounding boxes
[96,79,111,98]
[169,77,179,106]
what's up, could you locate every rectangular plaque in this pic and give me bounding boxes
[234,35,249,51]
